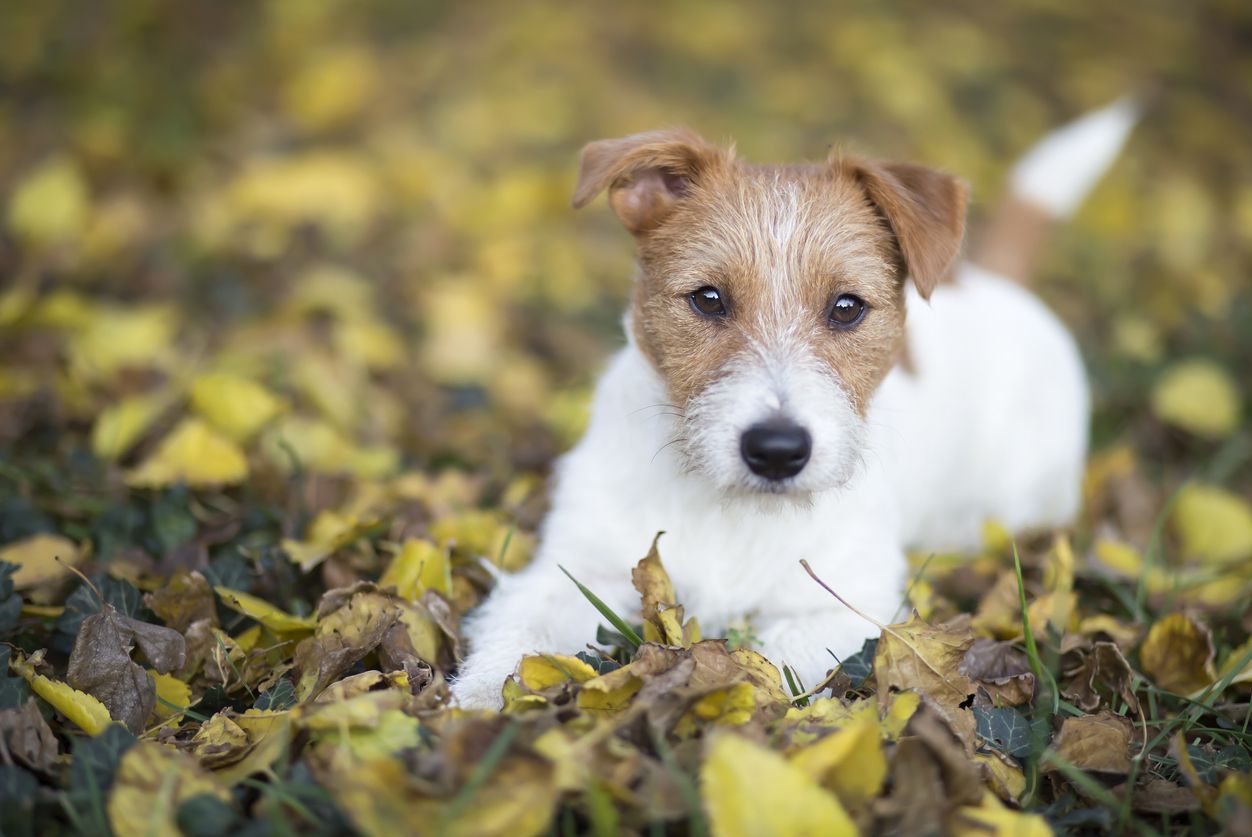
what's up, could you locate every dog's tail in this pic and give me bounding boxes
[971,95,1141,284]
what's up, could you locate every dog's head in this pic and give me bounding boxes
[573,128,967,497]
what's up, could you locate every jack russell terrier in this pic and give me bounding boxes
[453,99,1140,708]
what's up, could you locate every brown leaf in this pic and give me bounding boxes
[1061,639,1140,714]
[145,571,218,633]
[1127,778,1199,814]
[295,587,401,701]
[1139,613,1216,695]
[1051,712,1132,775]
[66,602,183,733]
[0,698,59,772]
[874,615,978,750]
[958,638,1036,707]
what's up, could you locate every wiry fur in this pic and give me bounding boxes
[452,113,1118,707]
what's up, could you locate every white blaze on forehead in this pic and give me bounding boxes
[765,180,802,323]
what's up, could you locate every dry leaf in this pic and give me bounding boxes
[1139,612,1216,695]
[702,732,856,837]
[1051,712,1132,775]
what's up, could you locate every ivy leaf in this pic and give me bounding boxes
[0,647,31,709]
[838,637,878,688]
[255,677,297,711]
[55,575,150,640]
[973,705,1038,759]
[0,562,21,636]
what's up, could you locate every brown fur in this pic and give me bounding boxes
[573,129,968,416]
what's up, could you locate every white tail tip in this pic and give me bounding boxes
[1010,95,1142,218]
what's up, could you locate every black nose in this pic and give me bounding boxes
[740,421,811,480]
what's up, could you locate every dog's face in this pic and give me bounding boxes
[574,129,967,497]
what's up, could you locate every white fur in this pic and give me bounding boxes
[1011,95,1141,217]
[452,263,1089,708]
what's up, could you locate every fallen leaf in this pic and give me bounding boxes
[9,651,113,735]
[107,741,229,837]
[380,538,452,600]
[7,155,90,246]
[1172,483,1252,565]
[875,615,979,750]
[190,371,285,442]
[1151,359,1242,439]
[214,586,316,632]
[702,732,856,837]
[1050,712,1132,775]
[67,602,186,733]
[1139,612,1216,695]
[0,698,59,771]
[0,533,82,591]
[126,418,249,487]
[788,701,886,809]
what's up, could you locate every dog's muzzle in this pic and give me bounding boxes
[740,420,811,480]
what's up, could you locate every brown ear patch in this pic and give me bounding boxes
[848,159,969,298]
[572,128,731,233]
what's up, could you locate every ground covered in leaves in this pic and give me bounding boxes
[1,1,1251,835]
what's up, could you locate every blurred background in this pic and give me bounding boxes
[0,0,1248,554]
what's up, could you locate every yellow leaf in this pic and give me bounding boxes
[91,391,174,460]
[881,691,921,740]
[126,419,248,488]
[1140,613,1216,695]
[789,702,886,809]
[7,155,90,245]
[701,733,856,837]
[216,710,294,786]
[380,538,451,599]
[282,46,380,132]
[67,304,177,381]
[519,654,599,691]
[975,754,1027,803]
[227,152,381,242]
[214,586,316,633]
[684,681,756,728]
[108,742,229,837]
[1172,483,1252,564]
[1151,359,1242,439]
[10,653,112,735]
[191,372,285,442]
[333,318,405,370]
[281,509,376,571]
[311,708,420,761]
[0,533,81,590]
[150,671,192,723]
[953,792,1052,837]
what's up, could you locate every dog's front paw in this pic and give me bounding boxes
[450,654,517,709]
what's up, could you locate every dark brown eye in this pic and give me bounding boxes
[828,294,867,328]
[690,286,727,317]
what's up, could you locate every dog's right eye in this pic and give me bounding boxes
[689,286,727,317]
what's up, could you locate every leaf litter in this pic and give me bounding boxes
[0,1,1250,835]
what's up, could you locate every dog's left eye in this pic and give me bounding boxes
[690,286,728,317]
[828,294,867,328]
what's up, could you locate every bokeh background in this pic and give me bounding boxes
[0,0,1248,564]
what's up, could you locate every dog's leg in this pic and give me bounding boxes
[451,562,634,708]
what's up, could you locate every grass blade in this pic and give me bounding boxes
[558,565,642,651]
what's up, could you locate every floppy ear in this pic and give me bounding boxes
[850,159,969,299]
[572,128,729,233]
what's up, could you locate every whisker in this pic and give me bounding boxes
[651,436,687,463]
[630,402,682,416]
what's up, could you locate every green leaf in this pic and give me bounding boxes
[255,677,297,711]
[973,705,1038,759]
[838,637,878,688]
[0,647,32,709]
[176,793,241,837]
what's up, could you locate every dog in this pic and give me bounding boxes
[452,98,1140,708]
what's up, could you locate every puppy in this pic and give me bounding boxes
[453,99,1139,708]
